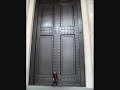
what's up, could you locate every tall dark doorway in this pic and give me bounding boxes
[29,0,85,86]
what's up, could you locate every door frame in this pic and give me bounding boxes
[26,0,93,88]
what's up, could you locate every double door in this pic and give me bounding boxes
[30,0,85,86]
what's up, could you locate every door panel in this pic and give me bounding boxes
[30,0,85,86]
[34,36,54,85]
[60,4,74,26]
[61,35,75,75]
[41,6,54,27]
[39,36,53,75]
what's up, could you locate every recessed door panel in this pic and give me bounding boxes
[60,4,74,27]
[39,36,53,75]
[41,6,54,27]
[61,35,75,75]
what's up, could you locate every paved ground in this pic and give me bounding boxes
[27,86,93,90]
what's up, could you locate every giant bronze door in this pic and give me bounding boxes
[29,0,85,86]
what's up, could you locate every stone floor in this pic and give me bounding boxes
[27,86,93,90]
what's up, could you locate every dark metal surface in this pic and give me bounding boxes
[29,0,85,86]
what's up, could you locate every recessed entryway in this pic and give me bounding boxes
[29,0,85,86]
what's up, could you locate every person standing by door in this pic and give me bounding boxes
[52,72,58,86]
